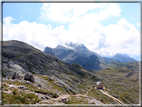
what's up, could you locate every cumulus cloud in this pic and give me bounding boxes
[3,18,59,50]
[39,3,121,23]
[102,18,139,46]
[137,22,140,27]
[3,3,140,56]
[3,16,140,56]
[94,18,140,56]
[3,16,14,24]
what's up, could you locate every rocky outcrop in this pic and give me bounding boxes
[24,73,35,83]
[12,72,21,80]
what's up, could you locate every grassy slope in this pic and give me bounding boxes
[2,66,139,104]
[93,68,139,104]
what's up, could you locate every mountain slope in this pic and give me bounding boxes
[112,53,136,63]
[2,40,139,105]
[44,43,114,70]
[3,40,102,94]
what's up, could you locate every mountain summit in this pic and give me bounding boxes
[112,53,136,63]
[65,42,93,56]
[44,42,114,71]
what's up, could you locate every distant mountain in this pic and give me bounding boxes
[44,43,102,71]
[112,53,136,63]
[44,42,114,70]
[122,53,130,58]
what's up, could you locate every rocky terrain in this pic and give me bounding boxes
[2,40,140,105]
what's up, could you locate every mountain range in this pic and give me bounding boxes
[44,42,136,70]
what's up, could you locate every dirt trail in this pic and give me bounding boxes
[74,88,91,97]
[100,90,124,104]
[85,88,91,95]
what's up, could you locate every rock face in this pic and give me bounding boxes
[24,73,35,83]
[44,47,55,56]
[12,72,21,80]
[44,43,103,71]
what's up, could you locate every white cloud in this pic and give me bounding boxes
[39,3,121,23]
[137,22,140,27]
[3,16,140,56]
[94,18,140,56]
[3,3,140,57]
[3,16,14,24]
[103,18,139,46]
[3,17,59,50]
[98,3,121,21]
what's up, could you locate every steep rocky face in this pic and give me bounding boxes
[44,43,105,71]
[62,52,101,71]
[54,45,74,59]
[113,53,136,63]
[44,46,55,56]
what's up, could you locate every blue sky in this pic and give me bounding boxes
[3,2,140,60]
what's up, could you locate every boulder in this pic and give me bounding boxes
[12,72,21,80]
[24,73,35,83]
[61,98,68,103]
[25,81,30,84]
[18,86,25,90]
[29,75,35,83]
[38,84,42,89]
[42,96,49,99]
[45,96,49,99]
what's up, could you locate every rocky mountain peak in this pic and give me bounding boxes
[113,53,136,63]
[65,42,82,48]
[65,42,92,56]
[114,53,130,58]
[122,54,130,58]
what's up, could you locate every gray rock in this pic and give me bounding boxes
[45,96,49,99]
[41,96,45,99]
[61,98,68,103]
[30,75,35,83]
[38,84,42,88]
[24,72,35,83]
[25,81,30,84]
[18,86,25,90]
[12,72,21,80]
